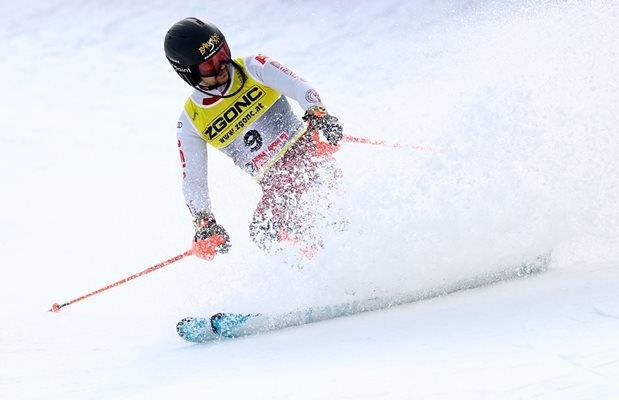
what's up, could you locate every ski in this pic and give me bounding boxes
[176,298,396,343]
[176,252,552,343]
[176,313,254,343]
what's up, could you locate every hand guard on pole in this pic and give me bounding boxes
[303,105,344,146]
[192,212,231,260]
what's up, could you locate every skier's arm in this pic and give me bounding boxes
[177,112,212,217]
[177,113,231,259]
[244,55,324,110]
[244,55,344,145]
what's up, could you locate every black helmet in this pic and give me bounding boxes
[164,17,230,87]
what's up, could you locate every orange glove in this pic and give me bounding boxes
[191,212,231,260]
[303,105,344,145]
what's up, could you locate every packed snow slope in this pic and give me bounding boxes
[1,0,618,399]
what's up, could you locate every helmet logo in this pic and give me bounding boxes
[198,34,222,56]
[172,64,191,73]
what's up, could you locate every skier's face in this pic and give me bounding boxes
[198,65,229,89]
[197,43,231,89]
[197,44,231,77]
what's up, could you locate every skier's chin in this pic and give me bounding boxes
[199,70,230,90]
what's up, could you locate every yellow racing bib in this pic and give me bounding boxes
[184,58,282,149]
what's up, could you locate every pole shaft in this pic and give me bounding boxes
[50,249,193,311]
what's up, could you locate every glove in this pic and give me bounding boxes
[303,105,344,145]
[191,212,231,260]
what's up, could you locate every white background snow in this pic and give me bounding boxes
[2,0,619,398]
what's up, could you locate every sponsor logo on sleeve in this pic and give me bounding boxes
[254,54,269,65]
[304,89,322,104]
[177,139,187,179]
[270,60,304,81]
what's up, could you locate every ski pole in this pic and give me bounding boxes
[342,134,438,153]
[49,249,193,312]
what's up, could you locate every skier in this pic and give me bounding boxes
[164,17,345,260]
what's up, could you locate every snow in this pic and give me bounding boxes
[2,0,619,399]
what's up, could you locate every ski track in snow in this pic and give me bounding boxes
[1,0,619,399]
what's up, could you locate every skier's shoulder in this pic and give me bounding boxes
[243,54,293,72]
[243,54,272,68]
[242,54,294,77]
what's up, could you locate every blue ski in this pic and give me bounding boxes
[175,252,552,343]
[176,313,254,343]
